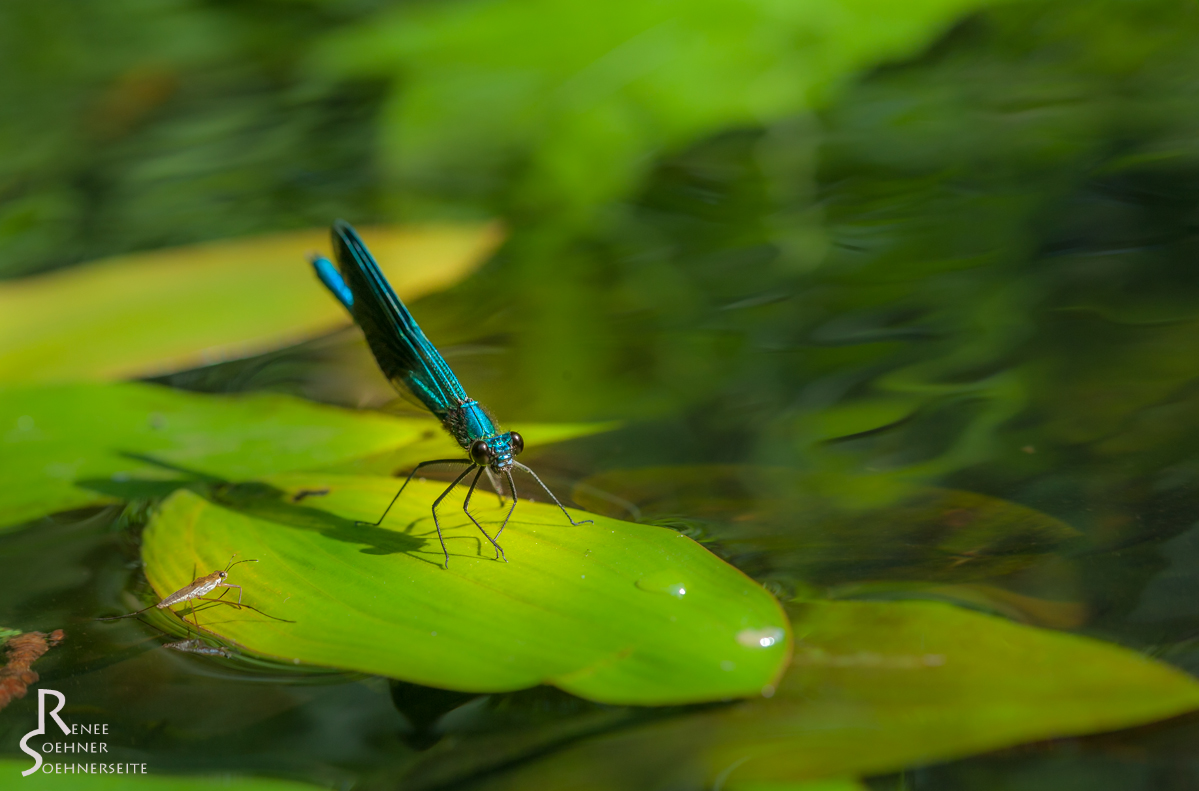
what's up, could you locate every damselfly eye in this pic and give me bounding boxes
[470,439,491,465]
[509,431,524,456]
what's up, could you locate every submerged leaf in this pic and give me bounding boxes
[827,581,1088,630]
[0,224,502,384]
[138,475,791,705]
[453,600,1199,790]
[0,382,608,530]
[575,466,1080,587]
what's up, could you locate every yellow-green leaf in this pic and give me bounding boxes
[0,223,502,384]
[0,382,607,530]
[139,476,791,705]
[449,600,1199,789]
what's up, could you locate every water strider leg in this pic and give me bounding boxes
[217,583,244,605]
[431,466,476,568]
[189,597,294,623]
[462,467,507,561]
[370,458,471,526]
[186,584,228,632]
[513,462,594,527]
[179,563,200,629]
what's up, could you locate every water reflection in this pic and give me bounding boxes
[7,0,1199,787]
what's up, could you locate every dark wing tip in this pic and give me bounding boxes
[331,220,375,270]
[332,219,361,244]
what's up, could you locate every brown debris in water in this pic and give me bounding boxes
[0,629,65,712]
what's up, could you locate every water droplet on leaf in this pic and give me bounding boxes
[636,570,688,598]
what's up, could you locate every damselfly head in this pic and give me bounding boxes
[471,432,522,471]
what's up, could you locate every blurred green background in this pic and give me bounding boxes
[7,0,1199,788]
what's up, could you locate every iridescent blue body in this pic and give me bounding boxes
[311,231,515,463]
[310,221,590,566]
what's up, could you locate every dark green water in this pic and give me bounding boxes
[6,0,1199,788]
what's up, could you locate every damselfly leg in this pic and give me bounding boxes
[507,462,594,537]
[370,459,470,526]
[374,459,591,566]
[462,467,507,562]
[430,465,478,567]
[374,460,509,567]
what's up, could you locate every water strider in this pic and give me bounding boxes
[310,220,593,567]
[98,557,292,629]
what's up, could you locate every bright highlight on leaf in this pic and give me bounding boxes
[0,382,609,530]
[0,223,502,384]
[139,475,791,705]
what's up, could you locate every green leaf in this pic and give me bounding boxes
[318,0,997,218]
[0,762,322,791]
[138,476,791,705]
[447,600,1199,789]
[0,224,502,384]
[0,382,607,530]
